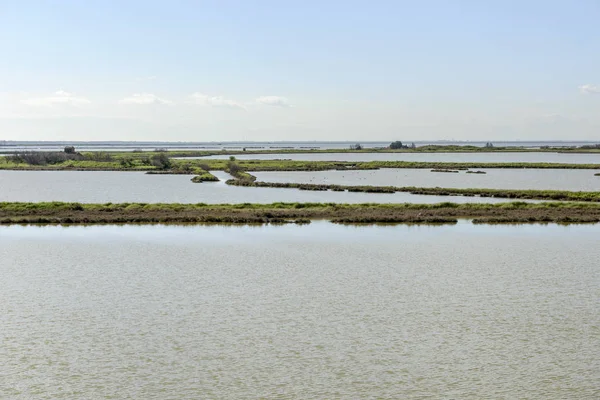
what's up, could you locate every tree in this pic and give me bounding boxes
[64,146,76,154]
[485,142,494,148]
[389,141,404,149]
[349,143,363,150]
[150,153,172,170]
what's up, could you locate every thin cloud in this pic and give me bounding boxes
[255,96,291,107]
[190,92,245,110]
[579,84,600,94]
[119,93,173,105]
[21,90,91,106]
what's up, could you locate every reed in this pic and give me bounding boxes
[2,201,600,225]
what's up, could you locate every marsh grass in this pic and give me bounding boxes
[2,201,600,225]
[3,154,600,172]
[190,171,220,183]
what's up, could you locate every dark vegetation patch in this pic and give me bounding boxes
[1,202,600,225]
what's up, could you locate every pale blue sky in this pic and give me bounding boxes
[1,0,599,141]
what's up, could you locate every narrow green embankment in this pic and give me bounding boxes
[2,201,600,225]
[210,159,600,171]
[4,153,600,171]
[224,168,600,203]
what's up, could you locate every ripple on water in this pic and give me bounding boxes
[0,222,599,399]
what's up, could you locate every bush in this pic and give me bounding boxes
[8,151,83,165]
[178,163,193,173]
[150,153,172,170]
[349,143,363,150]
[84,152,113,162]
[389,141,405,149]
[120,158,135,168]
[64,146,76,154]
[227,160,242,174]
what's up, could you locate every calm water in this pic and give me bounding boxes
[0,171,528,204]
[198,151,600,164]
[3,140,598,152]
[1,223,598,399]
[255,169,600,191]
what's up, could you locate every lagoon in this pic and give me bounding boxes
[0,171,525,204]
[1,222,598,399]
[255,168,600,191]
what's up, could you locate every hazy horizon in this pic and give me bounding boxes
[2,139,599,144]
[2,1,599,141]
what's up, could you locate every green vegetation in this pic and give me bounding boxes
[6,150,115,166]
[3,151,600,172]
[389,141,406,149]
[226,178,600,202]
[190,171,220,183]
[431,169,460,173]
[1,201,600,225]
[148,153,172,170]
[225,159,257,183]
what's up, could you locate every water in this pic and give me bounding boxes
[2,140,598,152]
[198,151,600,164]
[0,171,529,204]
[255,169,600,191]
[1,222,598,399]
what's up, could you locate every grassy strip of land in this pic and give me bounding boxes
[3,154,600,172]
[225,166,257,182]
[226,178,600,202]
[1,201,600,225]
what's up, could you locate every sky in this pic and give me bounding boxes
[0,0,599,142]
